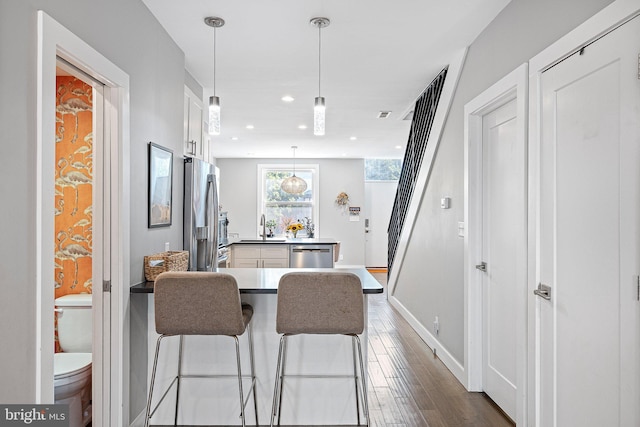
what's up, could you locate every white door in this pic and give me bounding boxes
[537,17,640,427]
[365,181,397,268]
[480,98,521,420]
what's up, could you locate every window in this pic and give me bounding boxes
[258,164,319,236]
[364,158,402,181]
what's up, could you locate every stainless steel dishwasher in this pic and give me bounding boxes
[289,244,334,268]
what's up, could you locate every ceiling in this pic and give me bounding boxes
[141,0,510,159]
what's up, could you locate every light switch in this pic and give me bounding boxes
[441,197,451,209]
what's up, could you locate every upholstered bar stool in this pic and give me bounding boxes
[270,271,369,426]
[144,271,258,427]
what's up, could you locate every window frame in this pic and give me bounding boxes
[257,163,320,237]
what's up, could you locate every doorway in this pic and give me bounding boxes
[38,11,130,426]
[534,14,640,426]
[464,63,528,425]
[364,181,397,268]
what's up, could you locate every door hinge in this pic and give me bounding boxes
[103,280,111,293]
[636,276,639,301]
[475,262,487,272]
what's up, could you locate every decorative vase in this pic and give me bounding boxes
[307,232,314,238]
[292,231,298,238]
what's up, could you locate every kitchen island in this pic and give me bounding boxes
[219,238,340,269]
[130,268,382,425]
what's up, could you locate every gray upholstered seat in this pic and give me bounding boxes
[154,271,253,336]
[270,271,370,426]
[276,271,364,335]
[145,271,258,427]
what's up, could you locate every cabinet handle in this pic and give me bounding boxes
[188,140,197,155]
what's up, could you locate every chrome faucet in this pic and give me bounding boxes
[259,213,266,240]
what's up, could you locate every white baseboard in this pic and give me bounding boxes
[388,295,467,388]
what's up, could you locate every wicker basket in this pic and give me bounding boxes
[144,251,189,281]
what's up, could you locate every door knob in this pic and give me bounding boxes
[534,283,551,300]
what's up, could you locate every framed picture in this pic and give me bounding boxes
[148,142,173,228]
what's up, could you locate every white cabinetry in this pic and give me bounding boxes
[183,86,205,159]
[232,245,289,268]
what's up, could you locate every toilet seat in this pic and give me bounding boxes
[54,353,92,384]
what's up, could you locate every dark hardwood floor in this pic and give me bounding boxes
[366,272,513,427]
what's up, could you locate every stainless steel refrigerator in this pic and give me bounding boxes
[184,157,219,271]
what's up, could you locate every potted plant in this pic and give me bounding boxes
[265,219,277,237]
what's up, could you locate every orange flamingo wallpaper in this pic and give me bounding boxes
[55,76,93,300]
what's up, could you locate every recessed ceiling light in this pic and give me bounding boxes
[246,125,254,130]
[231,136,239,141]
[298,124,307,130]
[378,111,391,119]
[395,145,402,149]
[350,136,357,141]
[282,95,295,102]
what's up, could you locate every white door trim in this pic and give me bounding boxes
[527,2,640,426]
[464,63,528,425]
[37,11,130,426]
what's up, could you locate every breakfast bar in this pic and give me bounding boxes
[131,268,383,425]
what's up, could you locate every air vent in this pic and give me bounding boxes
[402,110,414,121]
[377,111,391,119]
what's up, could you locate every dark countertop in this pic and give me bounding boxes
[220,237,339,247]
[130,267,383,295]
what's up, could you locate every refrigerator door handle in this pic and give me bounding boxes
[205,174,219,270]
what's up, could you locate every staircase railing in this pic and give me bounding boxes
[388,68,448,274]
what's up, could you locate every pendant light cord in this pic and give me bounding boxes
[318,25,321,97]
[213,27,217,96]
[292,146,297,176]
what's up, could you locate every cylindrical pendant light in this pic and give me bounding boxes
[310,17,330,136]
[205,16,225,136]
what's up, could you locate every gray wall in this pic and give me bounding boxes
[0,0,192,415]
[217,158,366,266]
[393,0,614,364]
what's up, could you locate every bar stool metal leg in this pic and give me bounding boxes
[145,335,165,427]
[355,335,370,426]
[247,321,259,426]
[174,335,184,425]
[352,336,361,425]
[270,335,286,427]
[234,336,246,427]
[276,335,288,425]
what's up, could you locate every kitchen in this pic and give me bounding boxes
[4,1,636,427]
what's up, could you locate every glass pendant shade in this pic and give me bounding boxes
[281,146,308,194]
[281,174,308,194]
[208,95,221,135]
[314,96,325,136]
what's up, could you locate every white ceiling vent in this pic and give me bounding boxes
[377,111,391,119]
[402,110,414,121]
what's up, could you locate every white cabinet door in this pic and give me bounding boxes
[234,259,260,268]
[232,245,289,268]
[184,86,204,159]
[262,259,288,268]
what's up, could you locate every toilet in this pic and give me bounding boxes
[55,294,92,427]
